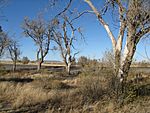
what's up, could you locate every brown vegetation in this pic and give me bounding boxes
[0,61,150,113]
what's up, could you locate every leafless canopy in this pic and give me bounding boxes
[22,17,53,70]
[7,38,21,71]
[52,15,81,74]
[7,39,20,62]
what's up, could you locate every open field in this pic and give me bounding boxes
[0,64,150,113]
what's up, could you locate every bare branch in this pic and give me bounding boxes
[7,38,21,71]
[22,17,52,70]
[84,0,116,50]
[115,0,126,50]
[135,26,150,44]
[70,10,94,23]
[55,0,73,18]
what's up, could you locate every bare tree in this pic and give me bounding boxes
[7,39,21,71]
[49,0,86,74]
[22,17,52,71]
[0,28,9,57]
[52,16,80,74]
[84,0,150,87]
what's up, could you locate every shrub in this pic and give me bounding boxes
[22,56,30,64]
[79,76,106,103]
[78,56,88,67]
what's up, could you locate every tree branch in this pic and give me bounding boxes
[84,0,116,50]
[116,0,126,51]
[135,26,150,44]
[55,0,73,18]
[70,10,94,23]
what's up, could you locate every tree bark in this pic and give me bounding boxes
[37,60,43,71]
[114,49,121,76]
[66,62,71,75]
[13,61,16,72]
[121,24,137,77]
[121,41,136,78]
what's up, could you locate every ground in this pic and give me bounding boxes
[0,67,150,113]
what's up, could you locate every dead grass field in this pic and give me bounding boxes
[0,67,150,113]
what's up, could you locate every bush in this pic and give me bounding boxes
[22,56,30,64]
[79,76,107,103]
[78,56,88,67]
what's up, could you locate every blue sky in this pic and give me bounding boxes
[0,0,150,61]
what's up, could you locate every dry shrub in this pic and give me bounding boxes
[22,56,30,64]
[79,76,107,103]
[48,91,62,109]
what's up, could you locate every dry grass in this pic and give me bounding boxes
[0,82,51,108]
[0,70,150,113]
[78,75,108,103]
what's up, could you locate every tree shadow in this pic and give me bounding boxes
[0,77,34,83]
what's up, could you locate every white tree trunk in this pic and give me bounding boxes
[37,61,42,71]
[66,62,71,75]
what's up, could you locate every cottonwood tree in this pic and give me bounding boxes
[22,17,52,71]
[84,0,150,86]
[52,17,80,74]
[7,39,21,71]
[49,0,85,74]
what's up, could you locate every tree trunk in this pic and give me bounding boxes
[65,63,71,75]
[37,61,42,71]
[122,43,136,79]
[13,61,16,72]
[119,34,137,93]
[121,25,137,80]
[114,49,121,76]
